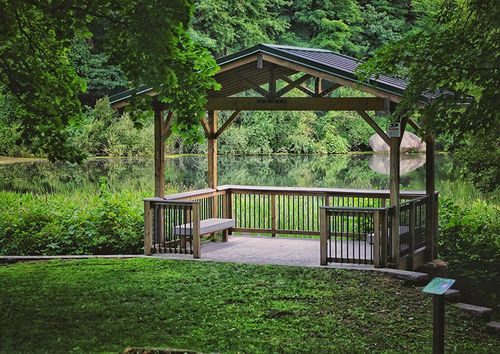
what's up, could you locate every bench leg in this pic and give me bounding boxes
[180,235,187,249]
[223,229,229,242]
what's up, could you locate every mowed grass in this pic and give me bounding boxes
[0,259,498,353]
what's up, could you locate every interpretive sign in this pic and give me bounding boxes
[422,277,456,295]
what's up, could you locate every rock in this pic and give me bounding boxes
[454,303,492,318]
[416,260,449,278]
[369,131,426,153]
[444,289,460,301]
[486,321,500,334]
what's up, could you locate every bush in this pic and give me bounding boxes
[0,185,144,256]
[438,197,500,309]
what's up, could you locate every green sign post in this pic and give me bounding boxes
[422,277,456,354]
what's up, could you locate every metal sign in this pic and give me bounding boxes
[387,122,401,138]
[422,277,456,296]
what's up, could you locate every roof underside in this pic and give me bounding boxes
[211,44,413,100]
[109,43,433,106]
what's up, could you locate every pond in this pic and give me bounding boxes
[0,153,477,201]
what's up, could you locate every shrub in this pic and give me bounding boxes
[0,186,144,256]
[438,197,500,309]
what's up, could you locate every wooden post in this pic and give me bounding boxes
[269,65,276,98]
[381,209,388,267]
[226,190,233,236]
[207,111,218,240]
[192,203,201,258]
[389,136,401,267]
[207,111,218,189]
[409,201,416,270]
[143,200,153,255]
[320,207,328,265]
[433,295,445,354]
[271,194,277,237]
[373,210,381,267]
[314,77,322,96]
[222,191,230,242]
[153,103,165,198]
[426,133,437,260]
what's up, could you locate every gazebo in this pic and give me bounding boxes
[110,44,438,270]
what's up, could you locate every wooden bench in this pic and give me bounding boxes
[174,218,235,242]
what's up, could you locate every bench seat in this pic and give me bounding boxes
[173,218,235,236]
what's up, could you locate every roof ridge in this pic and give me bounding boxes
[264,43,362,62]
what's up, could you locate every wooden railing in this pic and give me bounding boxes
[220,185,422,238]
[143,185,436,269]
[320,206,393,267]
[143,199,201,257]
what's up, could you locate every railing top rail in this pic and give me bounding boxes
[400,194,430,208]
[143,197,199,206]
[218,184,426,197]
[321,205,394,212]
[163,188,217,201]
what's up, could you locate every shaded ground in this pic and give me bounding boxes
[0,259,498,353]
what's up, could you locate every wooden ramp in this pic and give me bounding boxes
[154,236,374,268]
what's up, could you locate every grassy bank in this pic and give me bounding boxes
[1,258,498,353]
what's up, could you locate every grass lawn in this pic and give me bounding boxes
[0,259,498,353]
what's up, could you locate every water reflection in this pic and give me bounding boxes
[369,154,426,175]
[0,154,452,195]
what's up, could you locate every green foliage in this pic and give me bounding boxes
[75,97,154,157]
[359,0,500,191]
[438,197,500,309]
[68,36,126,99]
[191,0,289,57]
[0,90,30,157]
[0,188,144,256]
[0,0,218,161]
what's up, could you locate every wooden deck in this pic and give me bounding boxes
[154,235,373,268]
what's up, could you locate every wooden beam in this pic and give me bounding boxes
[214,111,242,139]
[318,83,341,97]
[278,75,315,97]
[276,74,312,97]
[262,53,402,102]
[408,118,421,131]
[356,111,391,145]
[162,111,174,140]
[206,97,386,111]
[153,104,165,197]
[400,116,409,140]
[234,72,269,97]
[200,117,211,138]
[218,54,258,74]
[207,111,218,189]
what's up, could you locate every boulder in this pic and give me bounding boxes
[369,131,426,153]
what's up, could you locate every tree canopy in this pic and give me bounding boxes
[0,0,218,162]
[359,0,499,190]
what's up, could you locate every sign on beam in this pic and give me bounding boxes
[206,97,387,111]
[387,122,401,138]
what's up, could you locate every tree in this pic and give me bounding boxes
[359,0,499,191]
[0,0,219,162]
[68,36,126,105]
[191,0,289,57]
[281,0,364,56]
